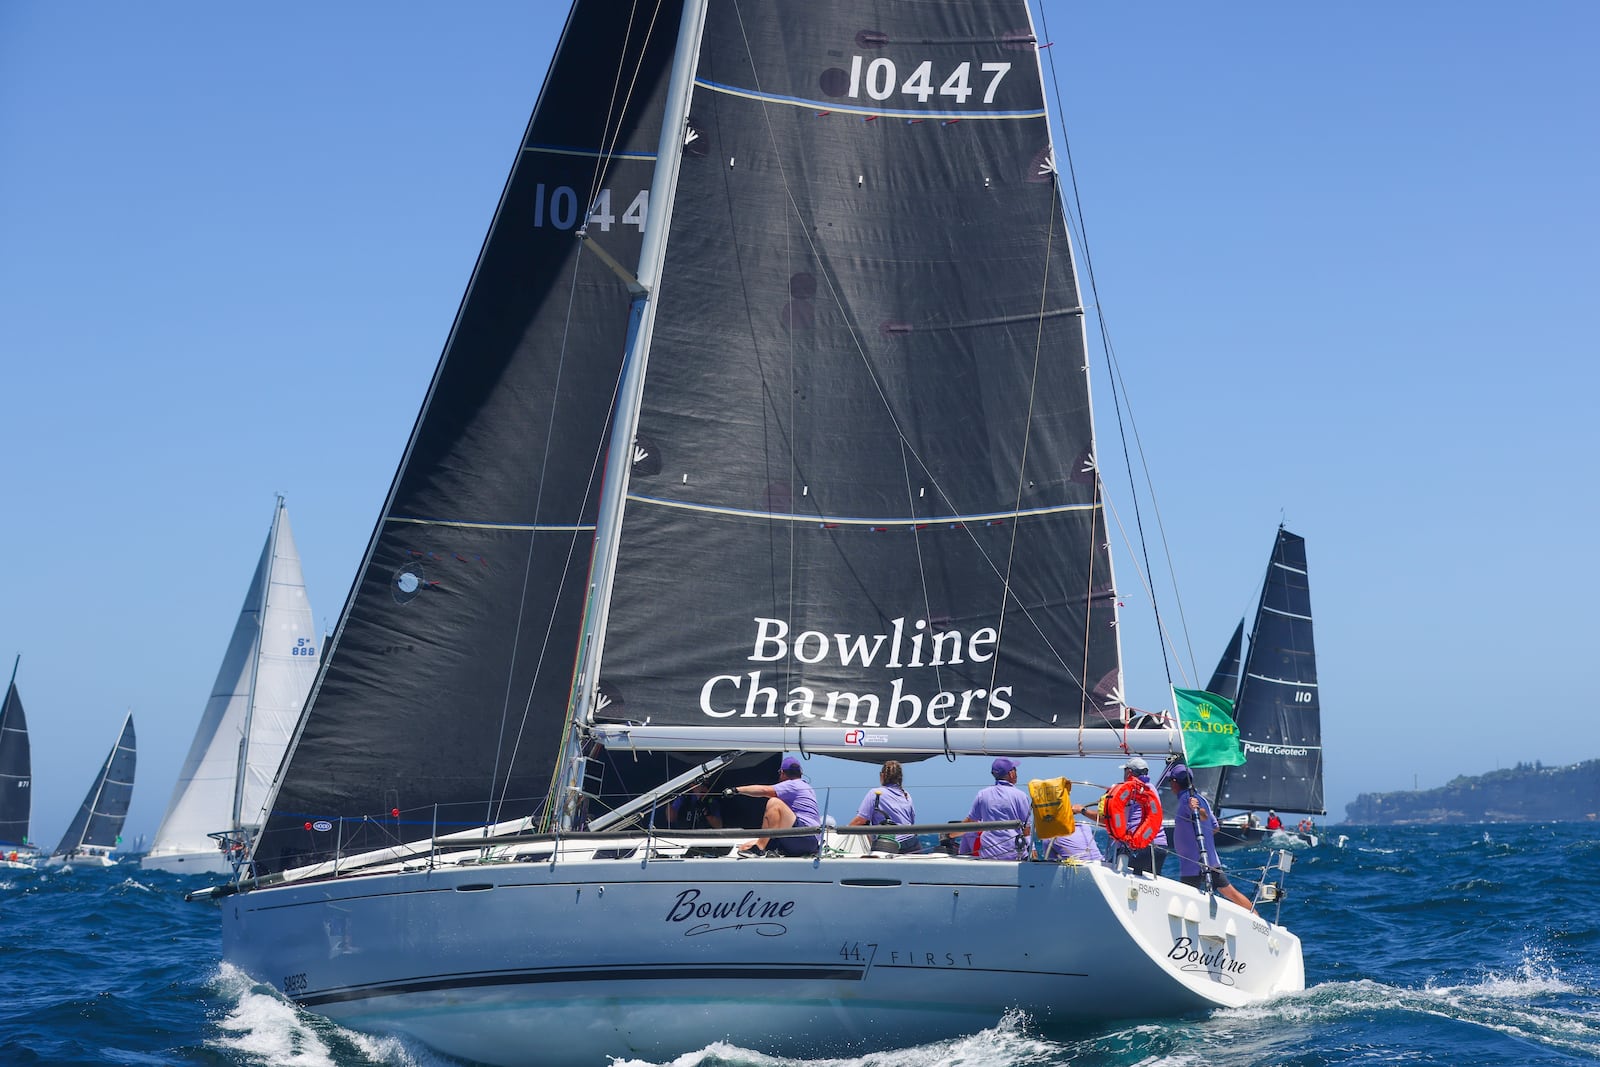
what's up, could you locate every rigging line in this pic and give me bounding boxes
[521,0,659,831]
[1036,1,1192,687]
[989,128,1067,739]
[900,438,945,699]
[1102,493,1195,691]
[783,165,800,717]
[511,8,685,830]
[507,244,642,834]
[491,142,660,828]
[723,3,1099,716]
[583,0,664,212]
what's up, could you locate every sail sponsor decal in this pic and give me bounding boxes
[699,617,1013,727]
[1242,741,1313,758]
[844,729,888,746]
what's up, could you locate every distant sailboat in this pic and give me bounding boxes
[143,498,318,874]
[0,657,38,870]
[48,712,137,868]
[1193,528,1324,848]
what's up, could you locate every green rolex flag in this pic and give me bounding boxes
[1173,687,1246,769]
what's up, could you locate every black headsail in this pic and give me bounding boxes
[587,1,1137,755]
[52,712,136,857]
[0,660,32,850]
[1206,620,1245,704]
[251,0,687,876]
[1213,528,1325,816]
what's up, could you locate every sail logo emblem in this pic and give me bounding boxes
[844,730,888,746]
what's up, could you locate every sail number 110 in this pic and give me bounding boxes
[845,57,1011,105]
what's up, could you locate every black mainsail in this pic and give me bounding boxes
[251,0,687,875]
[1209,528,1325,817]
[0,659,32,851]
[589,1,1125,749]
[51,712,137,859]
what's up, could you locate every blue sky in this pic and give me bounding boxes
[2,3,1597,849]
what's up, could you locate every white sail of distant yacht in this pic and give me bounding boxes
[143,497,318,873]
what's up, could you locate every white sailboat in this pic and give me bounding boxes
[48,711,136,868]
[206,3,1306,1061]
[144,497,319,874]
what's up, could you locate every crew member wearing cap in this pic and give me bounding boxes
[963,757,1032,860]
[1076,756,1160,875]
[731,756,821,856]
[1166,763,1256,911]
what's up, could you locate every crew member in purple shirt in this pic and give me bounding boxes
[964,757,1032,859]
[1040,821,1103,863]
[729,756,821,856]
[848,760,918,852]
[1166,763,1255,911]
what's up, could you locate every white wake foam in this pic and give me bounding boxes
[207,962,454,1067]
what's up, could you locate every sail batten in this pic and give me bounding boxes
[694,77,1047,120]
[624,495,1101,524]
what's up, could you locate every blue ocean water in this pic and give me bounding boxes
[3,823,1598,1066]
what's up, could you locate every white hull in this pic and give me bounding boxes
[1,856,38,871]
[45,851,117,868]
[222,844,1303,1064]
[142,849,232,875]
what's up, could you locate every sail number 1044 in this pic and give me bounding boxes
[843,57,1011,105]
[533,185,648,232]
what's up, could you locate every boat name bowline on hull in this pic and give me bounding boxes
[220,839,1304,1064]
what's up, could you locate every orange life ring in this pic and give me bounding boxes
[1104,778,1163,849]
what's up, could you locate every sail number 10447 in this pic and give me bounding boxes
[843,57,1011,105]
